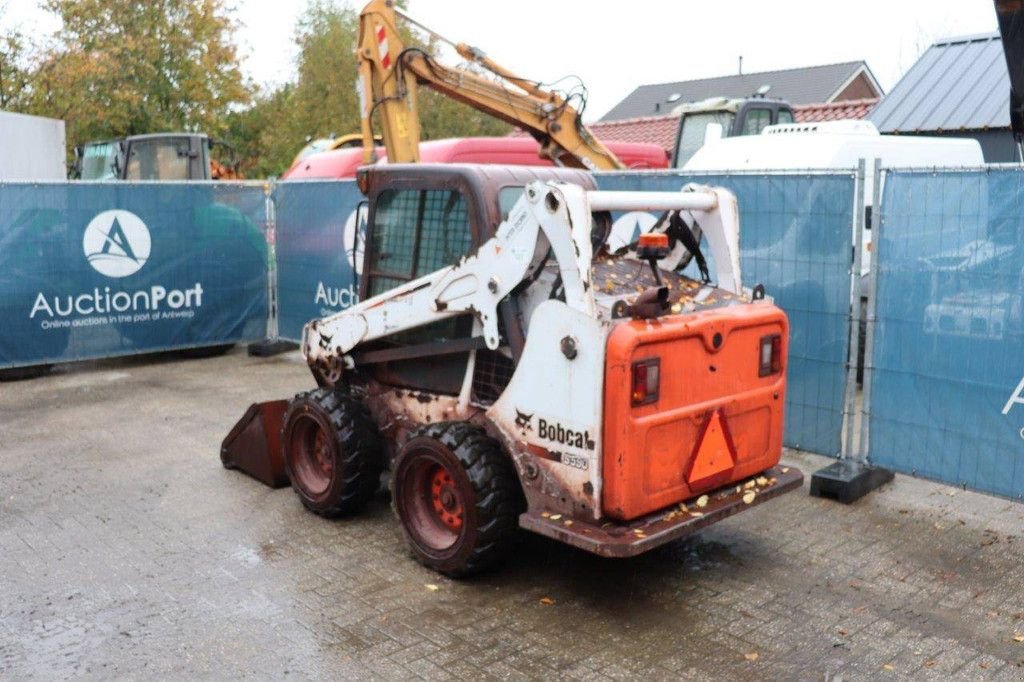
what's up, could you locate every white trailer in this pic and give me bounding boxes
[0,111,67,181]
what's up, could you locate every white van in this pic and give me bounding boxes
[684,120,985,277]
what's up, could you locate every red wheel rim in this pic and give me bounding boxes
[429,465,464,531]
[400,454,466,552]
[288,414,334,496]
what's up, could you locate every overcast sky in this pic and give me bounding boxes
[1,0,1002,121]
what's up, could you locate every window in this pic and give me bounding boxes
[742,108,773,136]
[364,187,475,395]
[367,188,471,298]
[79,143,118,180]
[499,187,525,221]
[777,108,795,125]
[673,111,735,168]
[125,139,191,180]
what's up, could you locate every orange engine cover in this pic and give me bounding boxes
[601,303,788,521]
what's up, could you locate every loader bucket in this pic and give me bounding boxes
[220,400,290,488]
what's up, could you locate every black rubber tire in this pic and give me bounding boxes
[392,422,522,577]
[282,389,384,517]
[0,364,51,382]
[177,344,235,359]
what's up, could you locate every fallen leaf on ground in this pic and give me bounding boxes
[539,597,555,605]
[563,520,573,527]
[425,584,440,591]
[744,652,759,662]
[1013,633,1024,643]
[781,467,790,473]
[924,660,936,668]
[837,628,848,636]
[756,476,769,486]
[550,514,562,521]
[690,511,704,517]
[696,495,709,508]
[743,491,756,504]
[882,664,894,671]
[743,480,757,490]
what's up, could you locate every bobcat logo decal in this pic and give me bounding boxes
[514,409,534,431]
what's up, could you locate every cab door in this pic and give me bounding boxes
[360,186,479,394]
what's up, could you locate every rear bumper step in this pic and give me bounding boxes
[519,465,803,558]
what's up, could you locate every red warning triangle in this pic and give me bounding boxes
[688,410,736,490]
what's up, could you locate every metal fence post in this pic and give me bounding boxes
[857,160,884,461]
[841,160,866,459]
[248,179,297,357]
[809,158,894,503]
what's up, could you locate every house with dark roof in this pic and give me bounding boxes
[601,61,882,121]
[584,99,879,157]
[869,33,1016,163]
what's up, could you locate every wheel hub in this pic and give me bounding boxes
[430,466,463,531]
[287,414,335,496]
[313,429,333,476]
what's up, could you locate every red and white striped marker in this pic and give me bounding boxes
[376,25,391,69]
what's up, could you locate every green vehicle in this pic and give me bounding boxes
[73,133,238,181]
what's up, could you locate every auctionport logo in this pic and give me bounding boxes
[29,209,204,327]
[83,209,151,278]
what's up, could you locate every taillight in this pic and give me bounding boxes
[759,334,782,377]
[631,358,660,405]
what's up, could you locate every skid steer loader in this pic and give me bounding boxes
[222,163,802,576]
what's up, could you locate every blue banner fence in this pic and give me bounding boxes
[0,182,269,368]
[30,169,1024,490]
[867,169,1024,499]
[0,173,860,460]
[273,180,365,342]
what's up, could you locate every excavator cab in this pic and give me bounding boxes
[120,134,211,181]
[672,96,795,168]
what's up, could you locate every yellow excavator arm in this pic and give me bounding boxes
[355,0,625,171]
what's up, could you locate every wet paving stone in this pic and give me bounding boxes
[2,350,1024,679]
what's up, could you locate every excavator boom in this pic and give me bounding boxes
[355,0,625,170]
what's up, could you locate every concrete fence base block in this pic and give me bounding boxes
[809,460,894,504]
[247,339,299,357]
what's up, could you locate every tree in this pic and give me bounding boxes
[228,0,511,178]
[24,0,251,148]
[0,7,29,109]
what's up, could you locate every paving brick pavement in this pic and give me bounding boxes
[2,349,1024,680]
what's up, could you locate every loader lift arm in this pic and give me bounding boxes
[356,0,625,171]
[302,179,741,387]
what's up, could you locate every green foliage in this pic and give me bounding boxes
[227,0,510,178]
[34,0,251,145]
[2,0,513,178]
[0,27,29,109]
